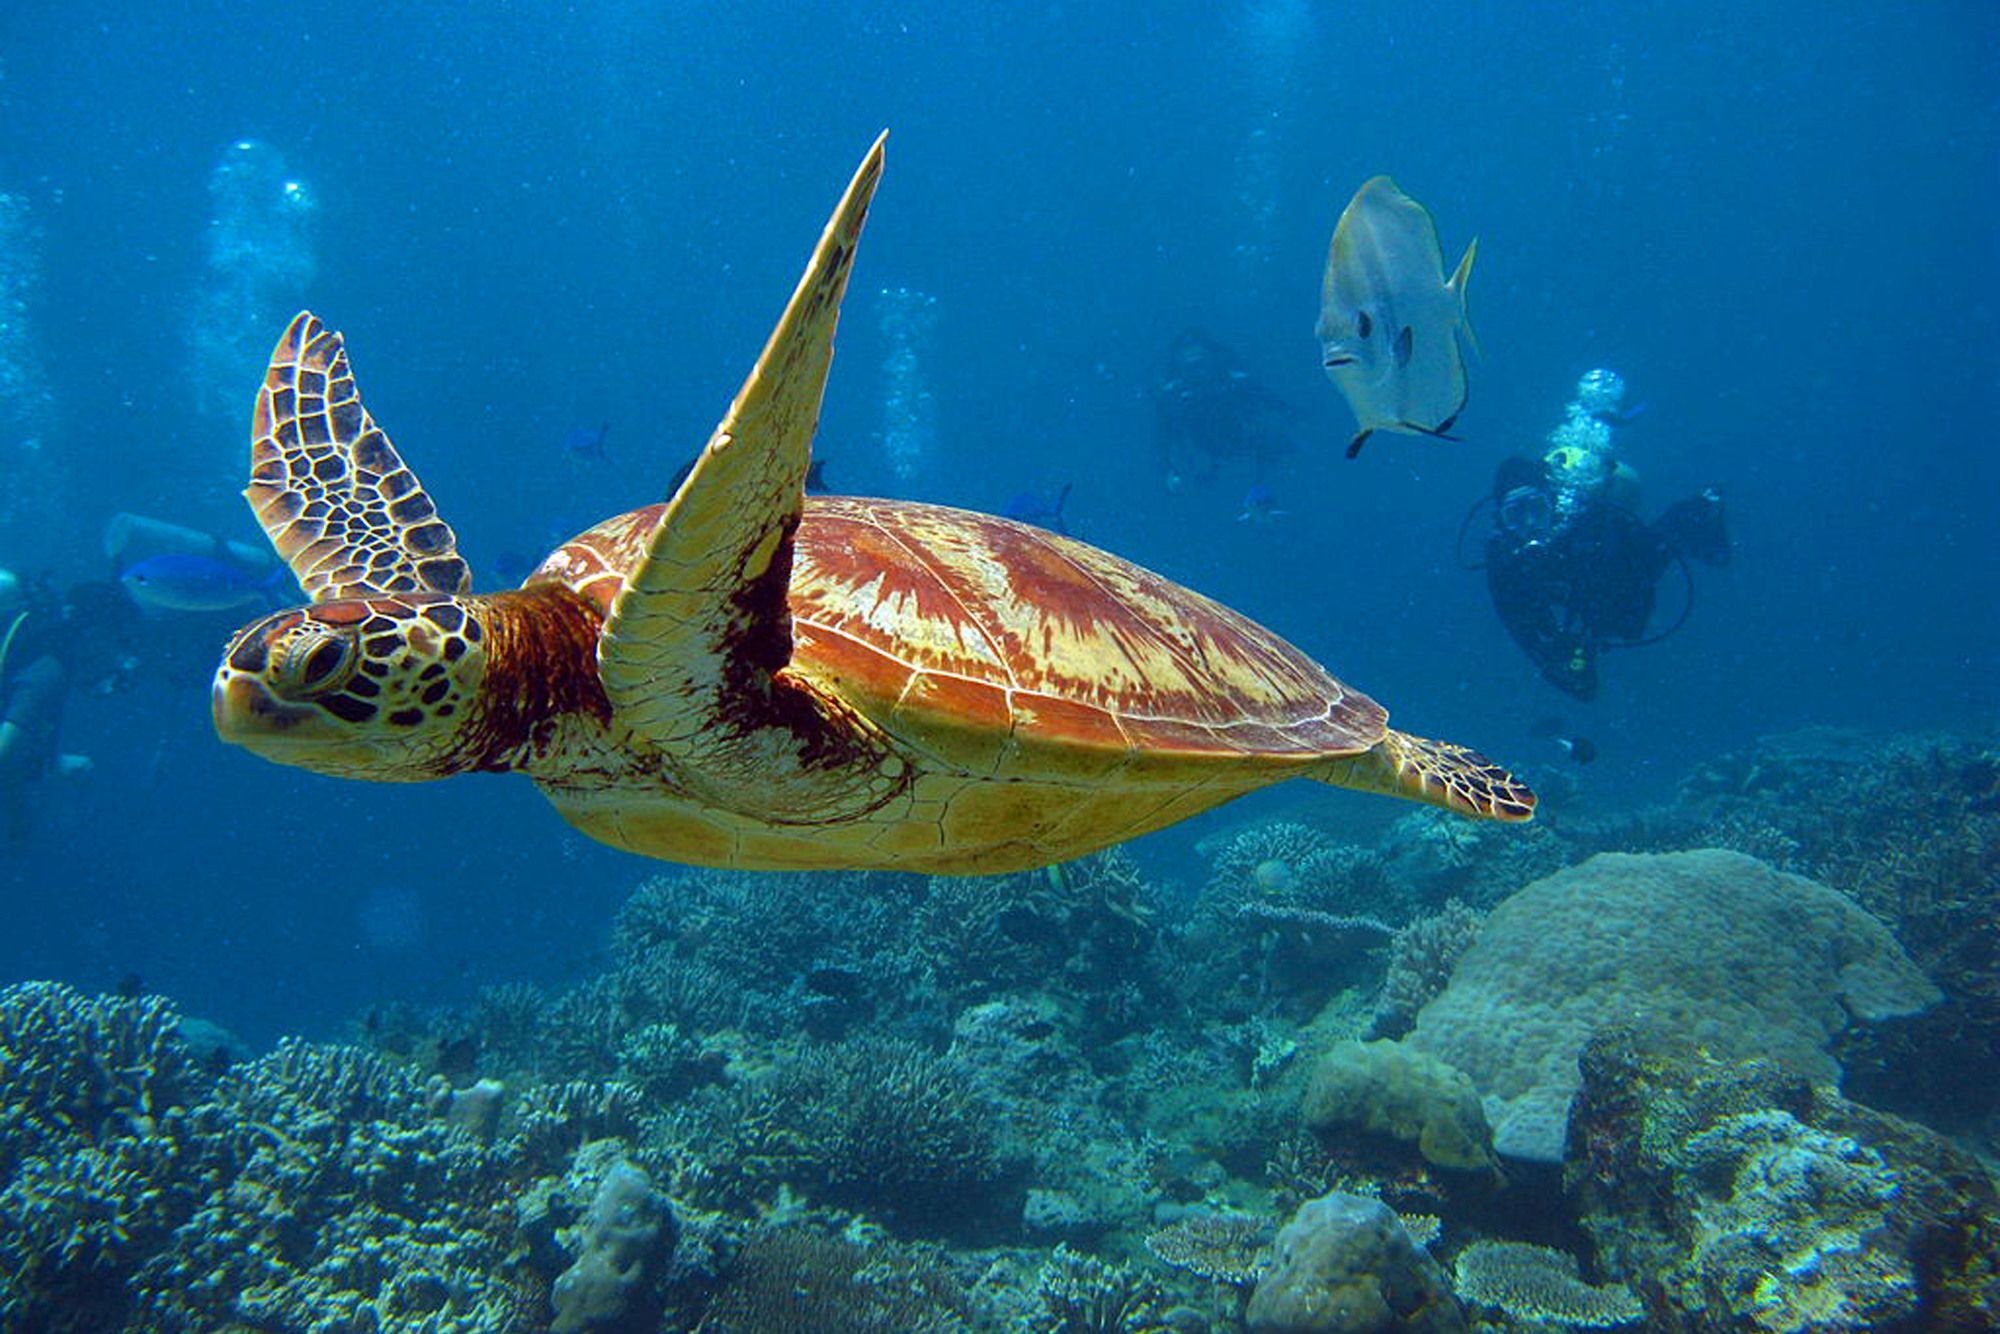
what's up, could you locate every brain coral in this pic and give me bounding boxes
[1405,850,1939,1163]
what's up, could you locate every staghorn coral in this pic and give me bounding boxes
[0,983,212,1330]
[613,867,914,999]
[1450,1239,1640,1327]
[918,849,1160,1012]
[0,982,198,1149]
[0,982,560,1333]
[917,871,1065,998]
[1200,821,1389,920]
[504,1079,645,1166]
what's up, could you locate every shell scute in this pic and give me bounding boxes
[536,495,1386,767]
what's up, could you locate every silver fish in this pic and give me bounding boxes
[1316,176,1477,458]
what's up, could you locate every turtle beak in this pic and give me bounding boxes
[212,670,343,751]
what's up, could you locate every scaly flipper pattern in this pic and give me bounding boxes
[246,311,471,602]
[1318,728,1537,821]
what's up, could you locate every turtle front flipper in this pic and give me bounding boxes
[245,312,472,601]
[597,135,899,820]
[1316,728,1537,821]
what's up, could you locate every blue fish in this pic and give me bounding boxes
[120,555,289,613]
[563,423,610,460]
[1003,483,1072,535]
[1236,483,1287,524]
[1530,716,1597,764]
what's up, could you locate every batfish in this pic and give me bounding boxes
[1316,176,1477,458]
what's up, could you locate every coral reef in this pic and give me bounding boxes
[1145,1210,1274,1287]
[1301,1040,1497,1175]
[1026,1244,1180,1333]
[1448,1239,1640,1327]
[665,1034,1018,1236]
[6,729,1992,1331]
[1404,849,1939,1162]
[1563,1031,2000,1331]
[1369,901,1482,1040]
[1246,1190,1464,1332]
[0,981,680,1333]
[694,1223,974,1332]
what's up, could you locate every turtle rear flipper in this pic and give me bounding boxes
[597,134,897,817]
[1315,728,1536,821]
[247,312,472,601]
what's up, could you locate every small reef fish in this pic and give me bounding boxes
[1236,482,1287,525]
[1316,176,1477,459]
[1531,716,1597,764]
[562,423,610,461]
[119,554,288,613]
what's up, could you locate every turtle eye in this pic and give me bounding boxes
[300,640,349,688]
[275,630,356,697]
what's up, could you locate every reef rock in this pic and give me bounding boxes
[551,1148,674,1332]
[1247,1190,1464,1333]
[1564,1033,2000,1331]
[1405,849,1938,1162]
[1302,1040,1496,1174]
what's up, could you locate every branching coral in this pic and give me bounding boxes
[1144,1211,1272,1286]
[672,1035,1014,1236]
[695,1224,974,1332]
[0,983,555,1333]
[1450,1239,1641,1327]
[0,982,197,1147]
[1031,1244,1178,1334]
[1371,900,1484,1039]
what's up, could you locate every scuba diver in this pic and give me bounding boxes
[1468,370,1729,700]
[0,567,134,841]
[1152,329,1294,492]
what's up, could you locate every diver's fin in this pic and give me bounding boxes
[1345,426,1375,459]
[1450,237,1482,358]
[1314,727,1536,822]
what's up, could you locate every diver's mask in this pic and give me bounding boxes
[1498,485,1554,544]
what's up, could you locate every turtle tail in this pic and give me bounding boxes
[1312,728,1536,822]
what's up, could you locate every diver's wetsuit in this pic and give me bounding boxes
[0,610,67,839]
[1152,330,1291,485]
[1487,504,1669,699]
[1483,458,1724,700]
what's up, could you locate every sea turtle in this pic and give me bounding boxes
[212,136,1534,875]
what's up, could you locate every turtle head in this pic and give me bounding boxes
[213,594,488,780]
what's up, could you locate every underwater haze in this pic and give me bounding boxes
[0,3,1996,1329]
[0,0,1983,1035]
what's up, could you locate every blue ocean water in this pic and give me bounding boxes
[0,0,1992,1047]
